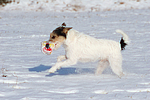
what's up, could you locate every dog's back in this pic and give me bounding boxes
[64,29,121,62]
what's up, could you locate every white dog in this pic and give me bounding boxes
[48,23,129,77]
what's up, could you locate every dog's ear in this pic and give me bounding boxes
[63,27,72,34]
[62,23,66,27]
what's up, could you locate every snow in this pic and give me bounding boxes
[0,1,150,100]
[1,0,150,12]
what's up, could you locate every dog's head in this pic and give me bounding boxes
[49,23,72,50]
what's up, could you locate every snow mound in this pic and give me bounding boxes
[1,0,150,12]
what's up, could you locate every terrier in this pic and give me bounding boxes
[48,23,129,77]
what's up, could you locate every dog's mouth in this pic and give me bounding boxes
[54,41,58,46]
[52,41,61,50]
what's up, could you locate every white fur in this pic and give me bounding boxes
[116,29,129,44]
[49,29,129,77]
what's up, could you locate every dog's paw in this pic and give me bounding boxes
[118,72,124,78]
[48,67,57,73]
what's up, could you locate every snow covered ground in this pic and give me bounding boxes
[0,2,150,100]
[1,0,150,12]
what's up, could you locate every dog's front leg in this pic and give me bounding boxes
[57,55,67,62]
[49,59,77,73]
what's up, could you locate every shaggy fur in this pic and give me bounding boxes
[48,23,129,77]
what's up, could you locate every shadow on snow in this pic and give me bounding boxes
[29,64,95,77]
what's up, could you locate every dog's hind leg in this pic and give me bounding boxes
[95,59,109,75]
[109,57,124,77]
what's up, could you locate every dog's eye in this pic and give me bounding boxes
[52,36,56,39]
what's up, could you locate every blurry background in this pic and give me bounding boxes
[0,0,18,7]
[0,0,150,12]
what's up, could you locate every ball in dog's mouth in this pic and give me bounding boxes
[41,41,55,55]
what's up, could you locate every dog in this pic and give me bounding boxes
[48,23,129,77]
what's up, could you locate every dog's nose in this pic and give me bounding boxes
[49,39,51,41]
[49,39,54,42]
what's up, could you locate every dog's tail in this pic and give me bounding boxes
[116,29,129,50]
